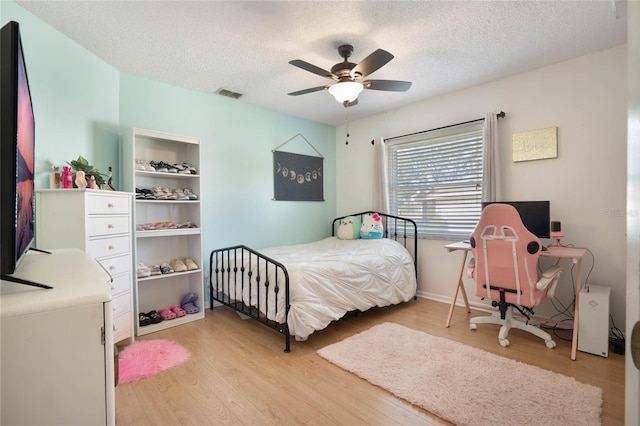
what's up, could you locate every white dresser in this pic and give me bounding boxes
[1,248,115,426]
[36,189,134,344]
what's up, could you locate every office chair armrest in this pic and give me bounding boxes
[536,265,564,290]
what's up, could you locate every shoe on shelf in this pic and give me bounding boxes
[163,187,177,200]
[147,310,163,324]
[135,160,146,171]
[136,223,156,231]
[158,307,177,320]
[152,161,169,173]
[151,186,168,200]
[173,164,191,174]
[160,262,174,274]
[171,258,187,273]
[174,188,190,200]
[154,221,177,229]
[149,265,162,276]
[137,261,151,278]
[182,163,198,174]
[184,258,199,271]
[137,188,155,200]
[183,188,198,200]
[139,312,152,327]
[170,304,187,317]
[181,292,200,314]
[143,160,156,171]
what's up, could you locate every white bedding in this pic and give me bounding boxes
[217,237,417,340]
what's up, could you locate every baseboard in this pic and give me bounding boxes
[416,291,569,326]
[417,291,494,314]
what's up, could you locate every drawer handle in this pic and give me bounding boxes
[108,224,114,229]
[107,203,114,208]
[109,265,116,271]
[111,284,116,290]
[108,245,115,250]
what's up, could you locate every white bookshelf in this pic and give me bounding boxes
[123,128,204,336]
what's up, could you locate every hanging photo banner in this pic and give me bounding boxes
[273,150,323,201]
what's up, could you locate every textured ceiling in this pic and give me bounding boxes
[16,0,628,126]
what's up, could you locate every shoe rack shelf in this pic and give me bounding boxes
[123,128,204,336]
[137,228,201,238]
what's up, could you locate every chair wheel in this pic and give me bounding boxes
[545,340,557,349]
[470,323,477,330]
[499,338,510,347]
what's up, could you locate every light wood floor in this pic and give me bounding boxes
[116,298,625,425]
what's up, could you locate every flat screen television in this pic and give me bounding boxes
[0,21,50,289]
[481,200,551,239]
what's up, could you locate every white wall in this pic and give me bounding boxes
[337,45,627,331]
[626,1,640,421]
[1,1,121,190]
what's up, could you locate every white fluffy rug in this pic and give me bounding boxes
[318,322,602,426]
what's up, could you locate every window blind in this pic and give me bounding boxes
[387,126,484,238]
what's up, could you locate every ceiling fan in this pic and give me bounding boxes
[288,44,412,107]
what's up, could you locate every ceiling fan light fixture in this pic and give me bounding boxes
[328,81,363,103]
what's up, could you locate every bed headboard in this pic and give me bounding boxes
[332,211,418,275]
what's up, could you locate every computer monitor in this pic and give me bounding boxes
[481,201,550,239]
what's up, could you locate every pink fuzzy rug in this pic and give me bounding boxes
[318,322,602,426]
[118,339,190,384]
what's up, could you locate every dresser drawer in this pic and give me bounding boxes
[87,215,130,238]
[87,193,130,215]
[113,313,132,344]
[96,253,131,278]
[88,235,130,259]
[112,292,131,317]
[110,272,131,296]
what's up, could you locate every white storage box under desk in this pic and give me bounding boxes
[578,285,610,357]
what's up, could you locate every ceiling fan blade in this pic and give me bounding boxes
[289,60,338,80]
[363,79,412,92]
[350,49,394,78]
[287,85,329,96]
[345,98,358,107]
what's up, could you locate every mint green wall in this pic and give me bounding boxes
[3,1,336,253]
[1,2,120,189]
[119,74,336,251]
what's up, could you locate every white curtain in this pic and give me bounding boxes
[482,112,501,202]
[373,136,390,213]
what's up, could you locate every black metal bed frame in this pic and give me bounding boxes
[209,211,418,352]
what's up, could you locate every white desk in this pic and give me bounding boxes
[445,241,587,360]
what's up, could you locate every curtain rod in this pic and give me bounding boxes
[385,111,505,142]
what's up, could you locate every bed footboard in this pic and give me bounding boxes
[209,245,291,352]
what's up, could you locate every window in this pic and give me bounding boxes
[386,122,484,238]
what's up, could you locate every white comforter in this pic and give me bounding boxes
[221,237,417,340]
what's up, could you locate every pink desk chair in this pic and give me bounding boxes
[468,203,563,348]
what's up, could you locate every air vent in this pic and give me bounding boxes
[215,88,243,99]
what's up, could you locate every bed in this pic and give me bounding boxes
[209,211,418,352]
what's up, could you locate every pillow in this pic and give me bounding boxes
[337,216,361,240]
[360,212,384,239]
